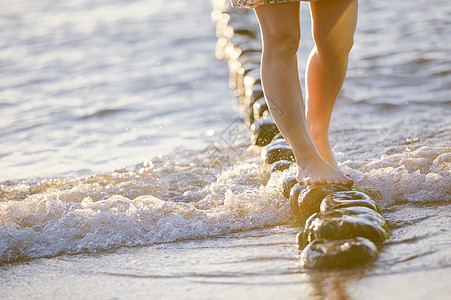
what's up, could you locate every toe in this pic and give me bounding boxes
[335,176,352,186]
[344,178,354,185]
[326,178,335,185]
[318,177,327,185]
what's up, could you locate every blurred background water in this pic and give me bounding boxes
[0,0,450,298]
[0,0,237,180]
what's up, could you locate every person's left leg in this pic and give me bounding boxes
[305,0,358,169]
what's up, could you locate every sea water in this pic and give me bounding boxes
[0,0,450,299]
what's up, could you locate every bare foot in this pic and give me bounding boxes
[296,156,353,186]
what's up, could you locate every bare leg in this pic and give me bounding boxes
[254,2,353,185]
[305,0,358,169]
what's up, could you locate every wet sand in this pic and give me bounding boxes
[2,216,450,300]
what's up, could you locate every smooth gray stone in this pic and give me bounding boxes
[243,63,261,78]
[321,190,383,215]
[230,33,260,52]
[253,98,268,122]
[260,140,294,164]
[295,184,352,223]
[244,84,263,119]
[240,84,262,126]
[232,28,258,40]
[302,206,391,246]
[243,68,261,86]
[250,114,279,146]
[299,237,379,269]
[239,50,262,66]
[281,175,297,198]
[290,183,306,217]
[250,85,263,99]
[268,138,289,147]
[271,132,285,142]
[271,160,294,173]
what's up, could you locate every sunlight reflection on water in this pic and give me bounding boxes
[0,0,236,180]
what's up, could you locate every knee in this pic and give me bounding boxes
[263,30,300,57]
[314,34,354,62]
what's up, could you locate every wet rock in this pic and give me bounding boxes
[320,190,383,215]
[242,83,263,125]
[232,27,258,40]
[228,59,245,93]
[290,183,306,217]
[281,176,297,198]
[243,68,260,87]
[271,132,285,142]
[299,237,379,269]
[302,206,390,246]
[239,49,262,66]
[260,139,294,164]
[271,160,293,173]
[266,138,289,148]
[253,98,268,122]
[240,53,262,82]
[249,84,263,101]
[295,184,352,223]
[243,82,263,105]
[230,31,260,54]
[250,114,279,146]
[296,231,304,249]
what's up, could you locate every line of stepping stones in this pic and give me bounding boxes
[211,0,390,269]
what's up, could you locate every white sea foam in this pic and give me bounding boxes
[0,160,289,264]
[1,146,449,264]
[343,146,451,206]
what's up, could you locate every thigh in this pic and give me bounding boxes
[309,0,358,54]
[254,2,301,44]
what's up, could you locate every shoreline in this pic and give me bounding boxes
[2,221,450,299]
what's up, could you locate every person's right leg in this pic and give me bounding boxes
[305,0,358,169]
[254,2,353,185]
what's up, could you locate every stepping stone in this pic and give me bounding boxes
[299,237,379,269]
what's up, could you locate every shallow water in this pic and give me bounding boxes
[1,0,451,298]
[0,0,237,180]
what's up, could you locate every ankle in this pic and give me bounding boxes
[309,130,329,143]
[294,147,323,168]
